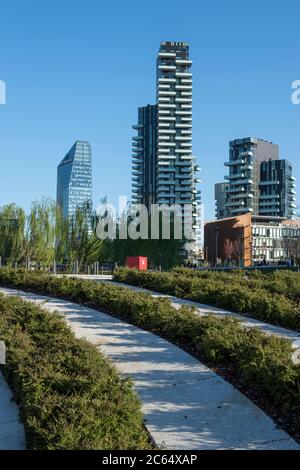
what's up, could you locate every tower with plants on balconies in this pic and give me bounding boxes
[215,137,296,220]
[131,42,201,254]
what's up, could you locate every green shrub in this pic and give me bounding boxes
[114,268,300,330]
[0,292,152,450]
[1,268,300,439]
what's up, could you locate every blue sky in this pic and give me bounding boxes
[0,0,299,220]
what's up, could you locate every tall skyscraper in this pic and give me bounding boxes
[156,41,200,220]
[215,137,296,219]
[132,105,157,210]
[131,42,201,249]
[57,140,92,219]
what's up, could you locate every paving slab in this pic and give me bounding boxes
[0,287,299,450]
[0,371,26,450]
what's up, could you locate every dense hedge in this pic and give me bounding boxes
[114,268,300,330]
[0,268,300,440]
[0,292,151,450]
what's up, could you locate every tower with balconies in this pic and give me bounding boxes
[156,41,201,236]
[131,42,201,253]
[215,137,296,220]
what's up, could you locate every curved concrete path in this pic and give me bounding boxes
[0,372,26,449]
[96,280,300,351]
[0,287,299,450]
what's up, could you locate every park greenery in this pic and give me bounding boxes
[0,199,183,270]
[114,267,300,330]
[0,291,152,450]
[0,269,300,441]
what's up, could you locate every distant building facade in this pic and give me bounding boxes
[215,182,229,219]
[204,213,300,267]
[57,140,92,219]
[215,137,296,220]
[259,159,296,218]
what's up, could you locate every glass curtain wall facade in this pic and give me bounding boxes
[57,140,92,219]
[132,105,157,210]
[260,159,296,218]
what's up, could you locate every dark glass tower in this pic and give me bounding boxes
[260,159,296,218]
[132,105,157,210]
[57,140,92,219]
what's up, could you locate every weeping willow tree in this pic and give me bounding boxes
[25,198,56,267]
[0,204,26,264]
[55,200,107,270]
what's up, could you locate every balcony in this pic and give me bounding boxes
[175,85,192,91]
[240,151,254,157]
[158,135,171,141]
[175,136,191,141]
[175,59,193,65]
[159,116,176,121]
[176,97,192,103]
[175,110,192,115]
[158,78,177,83]
[259,194,279,200]
[175,123,192,128]
[259,180,280,186]
[230,179,254,185]
[225,173,245,180]
[159,103,176,108]
[259,201,280,207]
[158,52,176,58]
[159,142,176,147]
[159,65,176,71]
[231,193,253,199]
[225,159,245,166]
[259,208,280,214]
[231,208,253,214]
[225,201,245,207]
[175,149,192,154]
[158,90,176,96]
[175,72,192,77]
[224,187,245,194]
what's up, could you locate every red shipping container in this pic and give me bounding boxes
[126,256,148,271]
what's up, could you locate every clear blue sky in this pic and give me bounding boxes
[0,0,299,220]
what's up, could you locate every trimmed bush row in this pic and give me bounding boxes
[0,292,152,450]
[114,268,300,330]
[0,268,300,440]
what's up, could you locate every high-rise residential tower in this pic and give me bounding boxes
[215,137,296,220]
[156,42,200,220]
[57,140,92,219]
[131,42,201,249]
